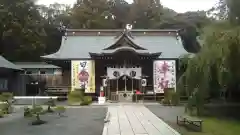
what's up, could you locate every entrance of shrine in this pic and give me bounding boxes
[90,29,161,102]
[106,67,142,102]
[107,67,141,91]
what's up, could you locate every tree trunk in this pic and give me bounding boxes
[48,106,51,111]
[36,114,40,121]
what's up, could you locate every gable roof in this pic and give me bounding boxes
[0,56,22,71]
[14,62,60,69]
[41,29,189,60]
[103,31,147,50]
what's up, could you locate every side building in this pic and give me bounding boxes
[42,29,191,101]
[0,56,23,95]
[14,62,63,96]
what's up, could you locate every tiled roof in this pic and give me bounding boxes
[42,29,189,59]
[14,62,60,69]
[0,56,22,70]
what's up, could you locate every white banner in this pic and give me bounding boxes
[107,68,142,79]
[153,60,176,93]
[71,60,95,93]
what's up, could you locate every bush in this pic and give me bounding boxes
[171,92,180,106]
[161,88,179,106]
[160,88,173,106]
[54,106,66,116]
[0,92,14,114]
[30,105,47,125]
[1,103,9,114]
[161,98,170,105]
[68,90,84,105]
[0,111,4,118]
[44,98,56,113]
[80,96,92,106]
[24,107,32,117]
[0,93,13,101]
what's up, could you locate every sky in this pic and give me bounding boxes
[37,0,218,13]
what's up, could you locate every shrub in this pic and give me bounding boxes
[0,93,13,101]
[0,92,14,114]
[80,96,92,106]
[24,107,32,117]
[1,103,8,114]
[68,90,84,105]
[54,106,66,116]
[30,105,46,125]
[44,98,56,113]
[161,88,180,106]
[0,111,4,118]
[171,92,180,106]
[160,88,173,106]
[161,98,170,105]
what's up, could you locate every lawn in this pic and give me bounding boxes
[171,117,240,135]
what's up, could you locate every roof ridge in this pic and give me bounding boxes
[103,31,146,50]
[66,29,181,32]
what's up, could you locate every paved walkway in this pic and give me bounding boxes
[102,105,180,135]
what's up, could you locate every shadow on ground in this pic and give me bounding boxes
[0,107,107,135]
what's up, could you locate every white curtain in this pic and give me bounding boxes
[107,68,142,80]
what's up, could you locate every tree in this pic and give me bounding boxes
[0,0,46,61]
[70,0,116,29]
[38,3,70,54]
[178,20,240,115]
[209,0,240,24]
[129,0,163,28]
[0,0,209,62]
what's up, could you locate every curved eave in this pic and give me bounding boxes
[0,67,23,72]
[89,52,162,57]
[41,53,91,60]
[41,53,70,60]
[0,56,23,71]
[103,32,147,50]
[41,53,59,59]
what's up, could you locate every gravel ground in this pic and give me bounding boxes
[0,107,107,135]
[145,105,185,123]
[146,104,186,134]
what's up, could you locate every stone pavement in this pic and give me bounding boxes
[102,105,180,135]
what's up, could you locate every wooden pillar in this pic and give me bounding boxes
[132,78,133,94]
[116,78,118,94]
[107,79,110,100]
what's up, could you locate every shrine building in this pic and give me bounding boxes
[42,29,191,101]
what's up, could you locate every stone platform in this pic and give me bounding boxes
[102,105,180,135]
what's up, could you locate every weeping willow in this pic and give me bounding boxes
[177,22,240,115]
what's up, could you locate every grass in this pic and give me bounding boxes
[171,117,240,135]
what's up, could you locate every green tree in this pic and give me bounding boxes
[0,0,46,61]
[178,21,240,115]
[70,0,116,28]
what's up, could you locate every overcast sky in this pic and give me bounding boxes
[37,0,218,13]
